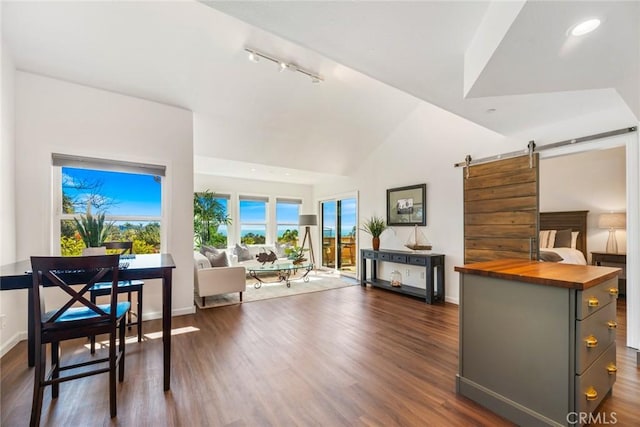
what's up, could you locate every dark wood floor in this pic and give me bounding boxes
[1,286,639,426]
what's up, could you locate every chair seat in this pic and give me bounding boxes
[44,301,131,323]
[91,280,144,293]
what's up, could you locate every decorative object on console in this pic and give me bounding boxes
[256,250,278,265]
[405,225,432,251]
[598,212,626,253]
[360,215,387,251]
[390,270,402,287]
[299,214,318,267]
[387,184,426,226]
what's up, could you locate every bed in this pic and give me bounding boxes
[539,210,589,265]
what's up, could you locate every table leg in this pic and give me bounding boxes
[425,262,434,304]
[249,270,263,289]
[162,268,172,391]
[28,287,35,367]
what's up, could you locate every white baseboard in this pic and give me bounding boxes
[445,296,459,305]
[0,331,28,358]
[141,305,195,322]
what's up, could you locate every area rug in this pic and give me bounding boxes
[195,270,358,309]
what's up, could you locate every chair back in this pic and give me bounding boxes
[30,255,121,333]
[103,241,133,255]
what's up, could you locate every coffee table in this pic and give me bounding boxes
[247,262,313,288]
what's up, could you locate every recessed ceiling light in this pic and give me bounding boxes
[250,168,256,172]
[570,18,601,36]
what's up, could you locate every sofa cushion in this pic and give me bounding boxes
[235,244,253,262]
[205,250,229,267]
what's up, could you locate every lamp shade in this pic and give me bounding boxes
[598,213,626,229]
[299,214,318,226]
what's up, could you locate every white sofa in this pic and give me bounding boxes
[227,244,289,267]
[193,252,246,307]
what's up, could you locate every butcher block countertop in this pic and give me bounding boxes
[455,259,620,290]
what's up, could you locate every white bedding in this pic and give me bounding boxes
[543,247,587,265]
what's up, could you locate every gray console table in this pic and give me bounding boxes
[360,249,445,304]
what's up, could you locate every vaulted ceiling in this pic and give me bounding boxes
[3,1,638,184]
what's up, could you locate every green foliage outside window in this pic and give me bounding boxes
[194,190,230,249]
[278,229,299,244]
[241,232,266,245]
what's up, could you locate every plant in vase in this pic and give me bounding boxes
[74,213,111,249]
[285,245,308,265]
[360,215,387,251]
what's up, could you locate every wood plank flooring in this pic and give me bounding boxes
[1,286,638,426]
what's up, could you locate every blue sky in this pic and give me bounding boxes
[63,167,161,216]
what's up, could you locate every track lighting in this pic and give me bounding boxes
[245,47,324,83]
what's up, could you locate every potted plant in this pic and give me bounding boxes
[74,212,110,249]
[360,215,387,251]
[285,245,308,265]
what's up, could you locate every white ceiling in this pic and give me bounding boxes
[3,1,638,184]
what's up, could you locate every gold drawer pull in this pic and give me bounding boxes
[588,297,599,307]
[607,363,618,375]
[609,288,619,296]
[585,386,598,401]
[608,320,618,329]
[585,335,598,348]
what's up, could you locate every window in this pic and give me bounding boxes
[193,192,229,249]
[54,154,163,256]
[239,196,267,245]
[276,198,301,244]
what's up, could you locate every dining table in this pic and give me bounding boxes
[0,253,176,391]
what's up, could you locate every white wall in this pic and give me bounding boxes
[315,102,512,304]
[540,146,627,261]
[14,72,194,329]
[194,173,314,248]
[0,42,27,356]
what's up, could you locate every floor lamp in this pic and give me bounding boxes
[299,214,318,268]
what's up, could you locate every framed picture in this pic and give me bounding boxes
[386,184,426,226]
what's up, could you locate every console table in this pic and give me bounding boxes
[360,249,445,304]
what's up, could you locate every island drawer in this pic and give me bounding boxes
[577,277,618,320]
[575,302,617,374]
[575,341,616,415]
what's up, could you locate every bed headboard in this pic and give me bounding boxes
[539,210,589,258]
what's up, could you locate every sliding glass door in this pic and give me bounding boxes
[321,197,357,276]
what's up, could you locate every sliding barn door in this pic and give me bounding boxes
[463,154,539,264]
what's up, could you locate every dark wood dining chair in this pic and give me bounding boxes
[30,255,130,427]
[89,241,144,353]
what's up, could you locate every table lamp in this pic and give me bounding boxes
[598,212,626,253]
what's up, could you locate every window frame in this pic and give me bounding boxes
[53,159,165,255]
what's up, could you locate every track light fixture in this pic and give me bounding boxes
[245,47,324,83]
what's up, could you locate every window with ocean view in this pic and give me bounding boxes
[239,196,267,244]
[55,157,163,256]
[276,198,301,244]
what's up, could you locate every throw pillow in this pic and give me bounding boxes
[200,245,218,256]
[205,250,228,267]
[539,250,564,262]
[274,242,290,258]
[553,229,572,248]
[235,243,252,262]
